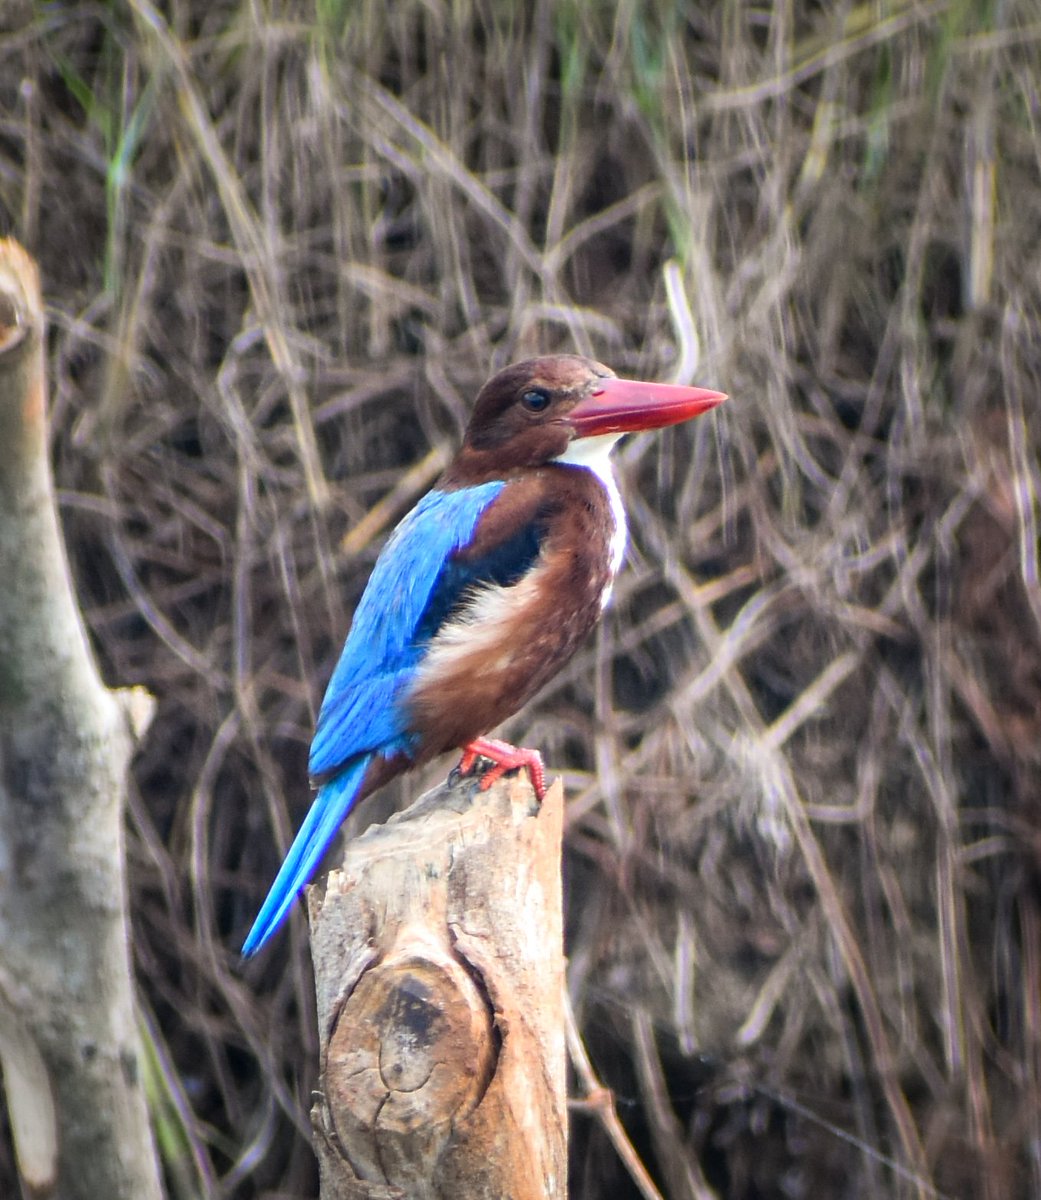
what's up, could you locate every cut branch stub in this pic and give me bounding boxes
[309,773,566,1200]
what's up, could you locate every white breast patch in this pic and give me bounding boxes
[556,433,627,606]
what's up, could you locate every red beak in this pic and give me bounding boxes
[567,376,727,439]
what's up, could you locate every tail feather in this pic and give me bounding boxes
[242,755,372,956]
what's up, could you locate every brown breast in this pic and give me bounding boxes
[405,464,618,757]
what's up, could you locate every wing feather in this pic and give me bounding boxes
[309,482,510,777]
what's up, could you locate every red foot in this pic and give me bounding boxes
[457,737,546,801]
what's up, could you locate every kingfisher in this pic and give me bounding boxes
[242,355,725,955]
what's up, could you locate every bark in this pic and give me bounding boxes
[308,773,567,1200]
[0,239,162,1200]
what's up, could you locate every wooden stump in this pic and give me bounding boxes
[308,773,566,1200]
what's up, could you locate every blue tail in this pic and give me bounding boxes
[242,755,372,956]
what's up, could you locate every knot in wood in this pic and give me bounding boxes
[325,946,496,1181]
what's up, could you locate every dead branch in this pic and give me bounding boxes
[308,774,567,1200]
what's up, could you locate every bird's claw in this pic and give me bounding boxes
[457,737,546,801]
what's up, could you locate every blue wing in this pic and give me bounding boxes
[308,481,508,778]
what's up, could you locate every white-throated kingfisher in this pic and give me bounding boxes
[242,355,725,955]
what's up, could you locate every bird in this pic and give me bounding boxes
[242,355,726,955]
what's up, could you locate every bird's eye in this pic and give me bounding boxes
[521,388,551,413]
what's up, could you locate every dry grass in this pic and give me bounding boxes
[2,0,1041,1196]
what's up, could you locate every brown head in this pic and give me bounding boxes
[446,354,726,484]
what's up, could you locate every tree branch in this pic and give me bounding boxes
[0,238,162,1200]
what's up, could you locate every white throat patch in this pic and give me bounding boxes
[556,434,628,598]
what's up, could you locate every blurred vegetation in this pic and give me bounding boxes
[2,0,1041,1197]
